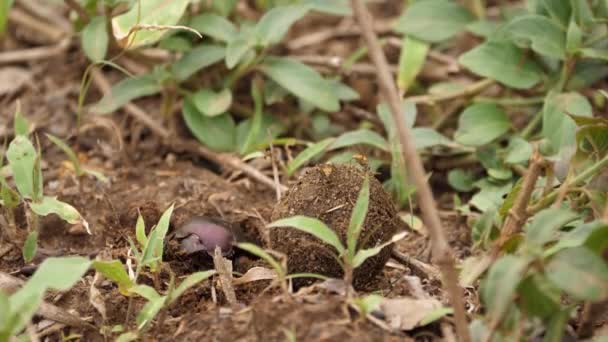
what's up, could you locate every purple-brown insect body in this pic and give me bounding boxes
[175,217,235,257]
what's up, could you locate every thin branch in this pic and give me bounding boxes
[9,6,67,42]
[0,38,70,65]
[349,1,471,341]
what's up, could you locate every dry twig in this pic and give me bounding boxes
[0,38,71,65]
[349,1,470,340]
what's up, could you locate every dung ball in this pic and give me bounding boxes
[269,163,399,288]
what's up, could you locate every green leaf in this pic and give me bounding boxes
[29,196,84,225]
[541,0,571,26]
[566,19,582,54]
[353,294,383,315]
[111,0,190,49]
[81,16,108,62]
[22,231,38,263]
[395,0,474,43]
[329,129,388,152]
[505,137,533,164]
[448,169,475,192]
[352,232,406,268]
[546,246,608,301]
[518,275,560,319]
[168,270,216,304]
[182,100,236,152]
[6,135,37,199]
[13,104,28,136]
[255,4,309,46]
[544,307,572,342]
[45,134,82,176]
[0,291,9,331]
[92,260,134,295]
[459,40,543,89]
[471,207,496,246]
[286,138,335,176]
[347,176,369,257]
[129,284,161,301]
[0,0,14,38]
[502,15,566,59]
[413,128,452,150]
[152,204,174,266]
[544,221,608,257]
[260,57,339,112]
[330,79,360,101]
[115,332,138,342]
[172,44,225,82]
[481,255,528,321]
[191,88,232,117]
[268,216,345,254]
[397,36,429,93]
[225,32,255,69]
[212,0,238,16]
[136,296,166,330]
[236,243,285,278]
[90,74,162,114]
[525,208,578,246]
[240,80,264,155]
[188,13,237,42]
[135,213,147,248]
[455,103,511,146]
[542,92,592,153]
[580,48,608,62]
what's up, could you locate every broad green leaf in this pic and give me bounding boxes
[135,214,147,248]
[471,207,496,246]
[304,0,350,16]
[82,16,109,62]
[182,100,236,152]
[329,129,388,152]
[466,19,501,38]
[505,137,533,164]
[159,35,192,52]
[225,32,255,69]
[330,80,360,101]
[191,88,232,117]
[542,92,592,153]
[136,296,166,330]
[169,270,216,303]
[45,134,81,176]
[188,13,237,42]
[236,243,284,278]
[255,4,309,46]
[470,179,512,212]
[286,138,335,176]
[395,0,474,43]
[525,208,578,246]
[448,169,475,192]
[9,256,91,336]
[92,260,134,295]
[29,196,83,225]
[580,48,608,62]
[236,112,287,151]
[544,307,572,342]
[455,103,511,146]
[518,275,560,319]
[90,74,162,114]
[140,228,160,268]
[502,15,566,59]
[397,36,429,94]
[268,216,345,254]
[212,0,238,16]
[544,221,608,257]
[347,176,369,256]
[413,128,452,150]
[546,247,608,301]
[22,231,37,263]
[566,19,582,54]
[172,44,225,81]
[353,294,383,315]
[541,0,571,26]
[481,255,528,320]
[111,0,190,49]
[6,135,37,199]
[459,40,543,89]
[260,57,339,112]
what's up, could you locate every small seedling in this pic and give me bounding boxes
[268,175,406,291]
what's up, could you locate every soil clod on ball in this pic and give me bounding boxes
[270,163,399,288]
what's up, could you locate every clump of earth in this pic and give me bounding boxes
[270,163,399,288]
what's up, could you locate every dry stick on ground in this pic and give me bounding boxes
[406,78,495,105]
[349,1,471,341]
[90,70,286,192]
[212,247,238,307]
[9,7,67,42]
[18,0,73,33]
[0,38,71,65]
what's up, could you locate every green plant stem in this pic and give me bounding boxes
[474,96,544,107]
[466,0,485,18]
[528,153,608,214]
[520,110,543,140]
[225,53,266,89]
